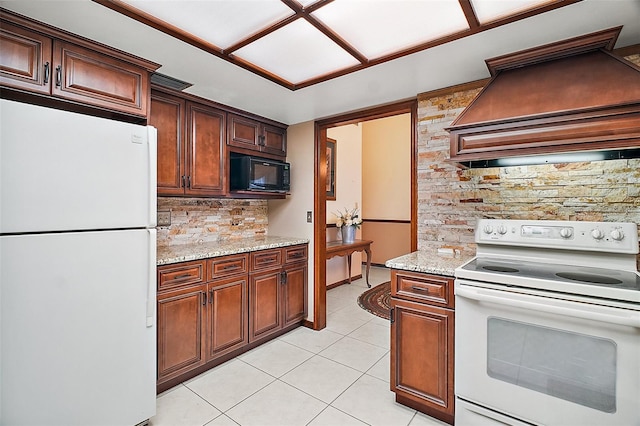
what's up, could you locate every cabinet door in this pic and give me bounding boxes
[207,277,248,359]
[249,270,281,342]
[282,263,307,327]
[261,124,287,157]
[151,91,186,195]
[390,298,454,421]
[227,113,260,150]
[157,286,206,382]
[186,102,225,196]
[52,40,149,116]
[0,21,52,94]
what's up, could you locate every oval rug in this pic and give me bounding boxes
[357,281,391,320]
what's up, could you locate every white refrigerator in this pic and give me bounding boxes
[0,99,157,425]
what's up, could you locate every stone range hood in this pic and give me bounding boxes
[447,27,640,168]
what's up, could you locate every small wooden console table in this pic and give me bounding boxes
[326,239,373,287]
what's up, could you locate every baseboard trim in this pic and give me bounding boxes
[326,274,363,290]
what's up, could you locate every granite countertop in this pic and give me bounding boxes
[157,236,310,266]
[385,250,475,277]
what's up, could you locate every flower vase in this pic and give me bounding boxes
[341,225,356,243]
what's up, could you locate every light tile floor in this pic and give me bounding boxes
[150,266,448,426]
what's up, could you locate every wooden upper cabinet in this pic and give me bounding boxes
[52,41,149,116]
[187,102,225,196]
[150,90,185,195]
[228,113,287,158]
[0,9,159,118]
[151,89,226,197]
[261,123,287,157]
[0,20,52,94]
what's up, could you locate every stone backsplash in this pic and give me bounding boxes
[157,197,268,246]
[416,54,640,261]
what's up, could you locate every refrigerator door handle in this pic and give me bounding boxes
[147,229,157,327]
[147,126,158,227]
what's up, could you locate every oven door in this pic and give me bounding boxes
[455,279,640,426]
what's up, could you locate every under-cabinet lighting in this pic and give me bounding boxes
[459,148,640,168]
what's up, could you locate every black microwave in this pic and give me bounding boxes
[230,154,290,193]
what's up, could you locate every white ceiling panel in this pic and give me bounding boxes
[233,18,361,84]
[312,0,470,59]
[121,0,293,49]
[1,0,639,124]
[470,0,556,24]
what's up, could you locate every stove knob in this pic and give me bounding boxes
[591,229,605,240]
[559,228,573,239]
[483,225,494,234]
[610,229,625,241]
[497,225,508,235]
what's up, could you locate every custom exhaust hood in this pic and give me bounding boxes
[447,27,640,168]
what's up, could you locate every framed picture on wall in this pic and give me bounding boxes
[326,138,336,200]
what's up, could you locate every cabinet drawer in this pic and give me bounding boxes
[157,260,205,291]
[207,254,248,279]
[392,270,453,308]
[284,244,307,264]
[250,248,282,271]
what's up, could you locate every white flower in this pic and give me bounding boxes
[333,206,362,229]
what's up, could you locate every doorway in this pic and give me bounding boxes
[311,100,418,330]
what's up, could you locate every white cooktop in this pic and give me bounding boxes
[456,219,640,304]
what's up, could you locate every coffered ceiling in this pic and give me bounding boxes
[1,0,639,124]
[95,0,579,90]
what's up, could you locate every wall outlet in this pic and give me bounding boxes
[306,211,312,223]
[157,210,171,226]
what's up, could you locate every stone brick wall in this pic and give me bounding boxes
[157,197,268,246]
[417,57,640,261]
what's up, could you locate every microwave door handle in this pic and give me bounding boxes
[455,285,640,328]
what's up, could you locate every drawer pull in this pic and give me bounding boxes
[174,273,192,280]
[221,264,236,269]
[411,286,430,293]
[290,253,303,258]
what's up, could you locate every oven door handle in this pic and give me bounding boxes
[456,286,640,328]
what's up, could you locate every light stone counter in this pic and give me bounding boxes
[385,250,474,277]
[157,236,310,266]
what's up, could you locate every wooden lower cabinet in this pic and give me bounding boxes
[249,269,281,342]
[249,246,308,343]
[248,262,308,342]
[390,270,455,425]
[157,244,307,392]
[282,262,307,326]
[157,285,205,382]
[207,276,248,358]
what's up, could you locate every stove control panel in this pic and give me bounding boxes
[476,219,639,254]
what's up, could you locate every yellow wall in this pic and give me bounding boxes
[326,124,363,284]
[361,114,412,265]
[362,114,411,220]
